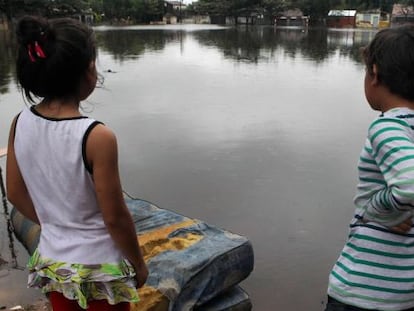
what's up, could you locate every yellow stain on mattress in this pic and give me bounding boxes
[132,219,204,311]
[138,219,203,261]
[132,285,170,311]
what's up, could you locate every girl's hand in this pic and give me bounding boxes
[134,262,149,288]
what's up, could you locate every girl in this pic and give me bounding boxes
[6,16,148,310]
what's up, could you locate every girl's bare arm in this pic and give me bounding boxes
[87,124,148,287]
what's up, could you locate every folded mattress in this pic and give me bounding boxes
[11,197,254,311]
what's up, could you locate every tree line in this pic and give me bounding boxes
[192,0,414,21]
[1,0,414,24]
[0,0,167,23]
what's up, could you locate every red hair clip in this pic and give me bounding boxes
[34,41,46,58]
[27,41,46,62]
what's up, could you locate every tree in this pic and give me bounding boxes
[89,0,104,14]
[0,0,408,22]
[195,0,231,16]
[298,0,330,21]
[0,0,12,21]
[50,0,88,13]
[262,0,291,17]
[130,0,146,21]
[0,0,48,17]
[144,0,165,21]
[196,0,262,22]
[103,0,130,19]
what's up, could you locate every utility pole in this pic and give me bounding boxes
[180,0,182,24]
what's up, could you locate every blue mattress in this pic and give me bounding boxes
[11,197,254,311]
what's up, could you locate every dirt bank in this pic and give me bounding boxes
[2,298,51,311]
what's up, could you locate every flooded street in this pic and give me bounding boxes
[0,25,378,310]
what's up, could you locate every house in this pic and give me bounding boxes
[165,1,187,11]
[391,3,414,26]
[275,8,309,27]
[162,1,177,24]
[163,1,186,23]
[236,8,269,25]
[73,12,94,25]
[326,10,357,28]
[356,9,390,28]
[163,13,178,24]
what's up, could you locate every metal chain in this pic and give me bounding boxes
[0,165,19,270]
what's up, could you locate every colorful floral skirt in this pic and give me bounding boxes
[27,249,139,309]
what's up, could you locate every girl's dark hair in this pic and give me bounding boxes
[16,15,96,103]
[363,25,414,101]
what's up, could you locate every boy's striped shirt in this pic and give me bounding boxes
[328,108,414,310]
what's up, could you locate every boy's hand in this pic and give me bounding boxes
[390,218,413,234]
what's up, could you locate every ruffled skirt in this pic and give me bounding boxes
[27,249,139,309]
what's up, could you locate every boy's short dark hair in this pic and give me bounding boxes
[363,25,414,102]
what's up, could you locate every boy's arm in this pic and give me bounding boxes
[362,117,414,227]
[364,188,412,227]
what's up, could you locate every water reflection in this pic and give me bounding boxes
[195,27,376,64]
[0,26,376,92]
[0,30,14,95]
[94,26,377,66]
[96,29,176,61]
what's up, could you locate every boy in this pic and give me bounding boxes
[326,26,414,311]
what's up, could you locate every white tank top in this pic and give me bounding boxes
[14,106,123,264]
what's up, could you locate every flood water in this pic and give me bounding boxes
[0,25,379,310]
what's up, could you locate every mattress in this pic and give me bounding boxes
[11,197,254,310]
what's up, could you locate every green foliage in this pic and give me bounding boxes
[0,0,408,23]
[102,0,165,22]
[194,0,399,20]
[261,0,291,15]
[0,0,91,17]
[103,0,130,18]
[299,0,330,19]
[145,0,165,19]
[0,0,12,19]
[195,0,230,15]
[89,0,104,13]
[46,0,90,16]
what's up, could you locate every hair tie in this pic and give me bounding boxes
[27,41,46,62]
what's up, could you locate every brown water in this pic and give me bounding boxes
[0,25,379,310]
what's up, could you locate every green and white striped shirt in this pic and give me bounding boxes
[328,107,414,310]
